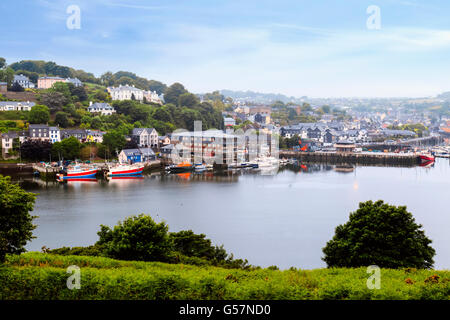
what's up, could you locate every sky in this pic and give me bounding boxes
[1,0,450,98]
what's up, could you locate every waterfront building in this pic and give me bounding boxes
[335,141,356,153]
[0,101,35,111]
[170,129,274,165]
[118,147,156,164]
[87,102,116,115]
[131,128,159,148]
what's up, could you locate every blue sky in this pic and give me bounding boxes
[1,0,450,97]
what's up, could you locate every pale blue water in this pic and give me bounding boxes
[20,159,450,269]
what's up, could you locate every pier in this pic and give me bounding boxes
[279,151,421,166]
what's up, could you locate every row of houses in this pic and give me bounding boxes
[1,125,106,156]
[9,74,83,90]
[280,122,417,144]
[1,124,173,158]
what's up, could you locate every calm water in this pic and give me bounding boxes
[16,159,450,270]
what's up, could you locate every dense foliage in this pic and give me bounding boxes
[2,253,449,300]
[0,175,36,263]
[19,140,52,161]
[322,200,436,269]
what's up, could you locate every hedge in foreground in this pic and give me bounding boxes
[1,253,449,300]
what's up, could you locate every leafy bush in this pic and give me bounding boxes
[322,200,436,269]
[0,175,36,262]
[96,214,173,262]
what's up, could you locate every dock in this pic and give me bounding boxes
[279,151,421,166]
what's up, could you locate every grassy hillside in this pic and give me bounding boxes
[0,253,448,300]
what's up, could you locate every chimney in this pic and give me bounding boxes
[89,101,93,106]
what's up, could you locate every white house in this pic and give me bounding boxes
[0,101,35,111]
[1,132,18,155]
[49,127,61,143]
[13,74,35,88]
[107,85,144,101]
[65,78,83,87]
[87,102,116,115]
[131,128,159,148]
[143,90,163,104]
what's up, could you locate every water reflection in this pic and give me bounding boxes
[5,159,449,269]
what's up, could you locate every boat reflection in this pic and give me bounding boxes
[419,160,435,168]
[64,178,98,182]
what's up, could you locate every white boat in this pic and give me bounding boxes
[107,163,144,177]
[254,156,279,168]
[194,163,206,171]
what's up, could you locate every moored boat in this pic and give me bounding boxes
[107,163,144,177]
[168,162,194,173]
[57,165,98,181]
[418,153,435,163]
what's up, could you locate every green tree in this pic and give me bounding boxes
[52,137,82,160]
[0,175,36,263]
[152,107,173,123]
[322,200,436,269]
[0,67,14,87]
[102,130,126,157]
[40,91,68,111]
[20,140,52,161]
[54,111,70,128]
[90,116,102,129]
[164,82,187,105]
[28,105,50,124]
[96,214,173,262]
[178,92,199,108]
[0,57,5,69]
[170,230,218,260]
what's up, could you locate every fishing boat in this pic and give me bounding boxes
[107,163,144,177]
[57,164,98,181]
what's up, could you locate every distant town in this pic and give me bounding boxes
[1,58,449,165]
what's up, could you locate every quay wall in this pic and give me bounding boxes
[279,151,420,166]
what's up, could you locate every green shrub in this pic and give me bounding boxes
[322,200,435,268]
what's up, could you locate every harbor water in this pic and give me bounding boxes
[14,159,450,269]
